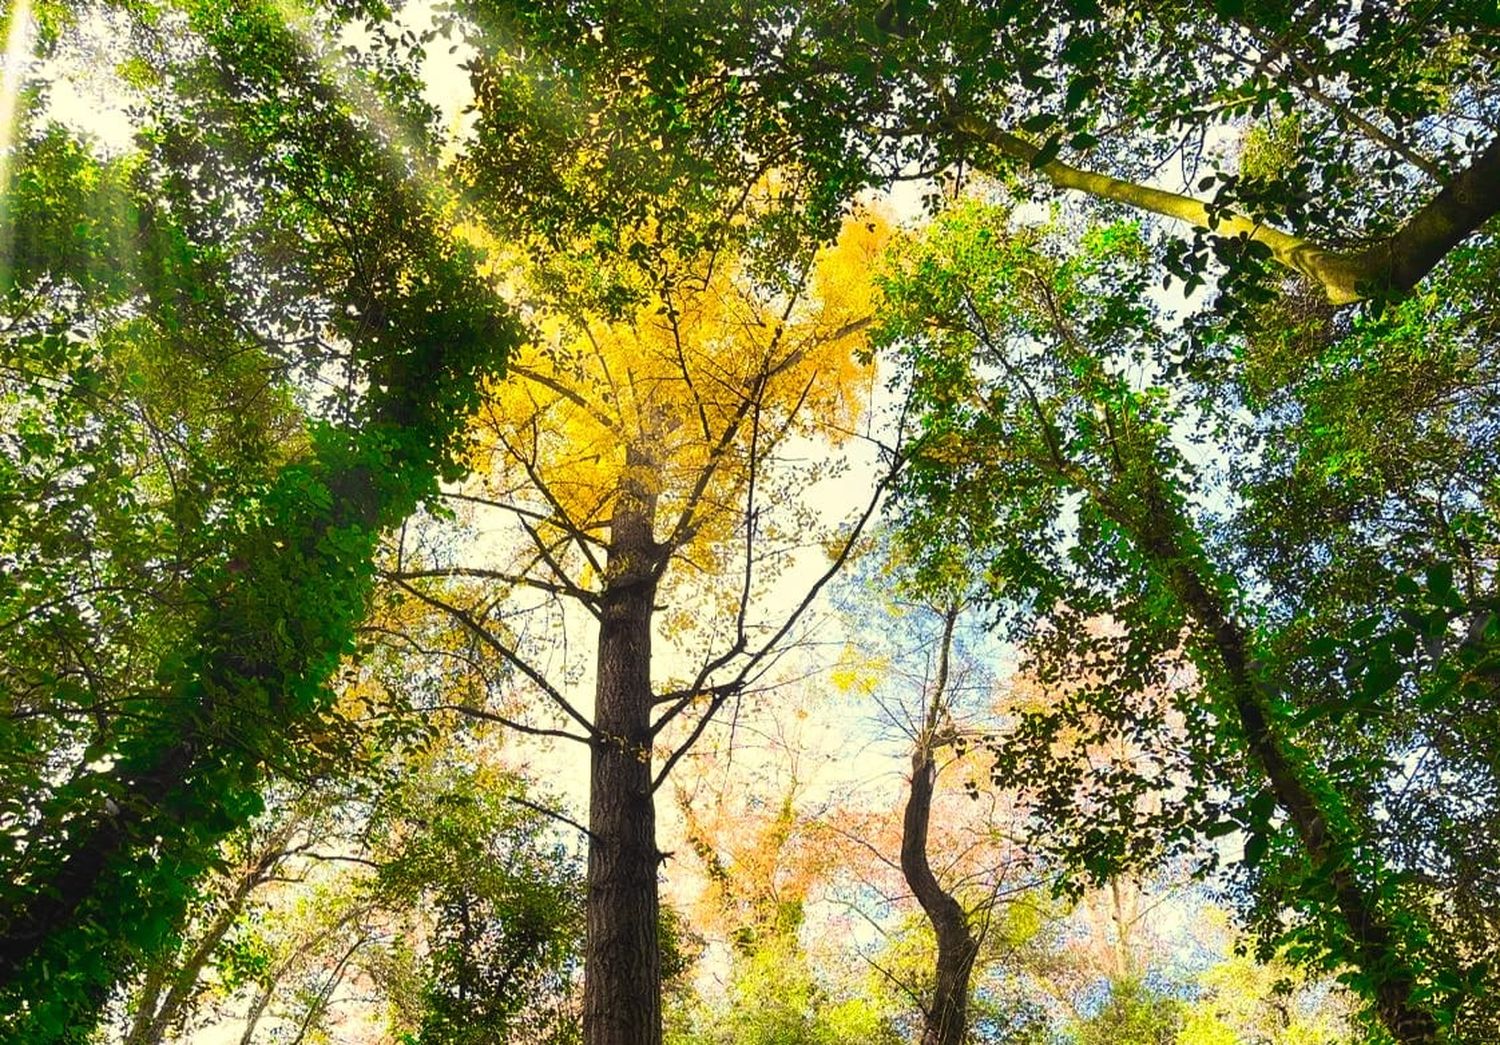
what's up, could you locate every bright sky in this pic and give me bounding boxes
[4,5,1258,1040]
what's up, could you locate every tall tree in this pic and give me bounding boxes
[0,2,518,1034]
[877,199,1500,1041]
[391,202,891,1045]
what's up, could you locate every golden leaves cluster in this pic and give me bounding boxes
[464,205,890,569]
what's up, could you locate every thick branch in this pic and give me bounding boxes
[949,114,1500,305]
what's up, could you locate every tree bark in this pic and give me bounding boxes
[949,114,1500,305]
[582,445,663,1045]
[125,961,171,1045]
[1103,468,1438,1045]
[900,609,979,1045]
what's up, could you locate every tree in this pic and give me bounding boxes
[120,797,308,1045]
[824,548,1061,1045]
[390,197,891,1045]
[465,0,1499,305]
[898,604,985,1045]
[877,199,1499,1040]
[0,2,518,1035]
[111,712,585,1045]
[668,695,902,1045]
[368,755,585,1045]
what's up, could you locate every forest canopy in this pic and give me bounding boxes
[0,1,1496,1044]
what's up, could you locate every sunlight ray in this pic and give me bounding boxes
[268,0,461,220]
[0,0,35,266]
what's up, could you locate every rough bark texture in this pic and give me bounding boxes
[952,115,1500,305]
[900,609,979,1045]
[583,445,664,1045]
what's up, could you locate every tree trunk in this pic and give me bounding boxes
[237,983,274,1045]
[582,446,663,1045]
[125,823,294,1045]
[1114,472,1438,1044]
[901,608,979,1045]
[902,747,980,1045]
[125,961,171,1045]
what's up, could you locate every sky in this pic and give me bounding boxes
[4,5,1263,1040]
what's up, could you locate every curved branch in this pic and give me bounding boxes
[948,113,1500,304]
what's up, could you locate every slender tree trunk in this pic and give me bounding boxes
[237,984,273,1045]
[125,961,171,1045]
[125,902,241,1045]
[125,823,294,1045]
[234,906,363,1045]
[1107,876,1135,983]
[583,446,663,1045]
[1098,465,1438,1044]
[903,748,980,1045]
[901,608,979,1045]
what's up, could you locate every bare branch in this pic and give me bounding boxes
[507,794,599,844]
[416,702,592,745]
[651,454,901,788]
[384,566,595,603]
[389,578,599,739]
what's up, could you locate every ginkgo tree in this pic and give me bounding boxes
[389,189,894,1045]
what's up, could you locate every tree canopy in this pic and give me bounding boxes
[1,1,1497,1043]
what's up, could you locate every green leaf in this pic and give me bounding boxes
[1030,133,1064,168]
[1243,831,1269,868]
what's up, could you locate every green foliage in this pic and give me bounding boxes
[372,766,584,1045]
[1070,977,1184,1045]
[0,2,519,1036]
[669,932,902,1045]
[878,197,1499,1037]
[876,201,1226,876]
[4,0,1499,1040]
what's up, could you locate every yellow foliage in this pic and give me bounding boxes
[829,642,888,697]
[466,207,889,572]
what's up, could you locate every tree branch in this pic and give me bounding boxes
[947,112,1500,304]
[384,566,596,603]
[507,794,599,844]
[389,578,599,739]
[651,453,900,787]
